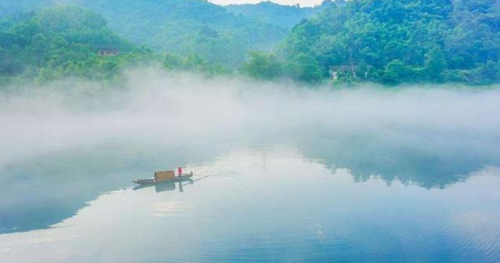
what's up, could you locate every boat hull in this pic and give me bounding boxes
[133,174,193,185]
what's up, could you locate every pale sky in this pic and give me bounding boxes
[210,0,325,7]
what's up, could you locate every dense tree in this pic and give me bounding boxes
[276,0,500,85]
[163,53,231,76]
[2,0,500,87]
[240,52,283,80]
[226,1,334,30]
[284,53,324,83]
[382,60,416,85]
[0,6,155,85]
[1,0,288,67]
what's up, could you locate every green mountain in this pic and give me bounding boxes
[1,0,288,67]
[0,6,151,85]
[273,0,500,85]
[4,0,500,86]
[226,1,334,30]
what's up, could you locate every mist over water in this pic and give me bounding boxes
[1,69,500,167]
[2,70,500,262]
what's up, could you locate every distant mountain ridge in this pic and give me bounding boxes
[0,0,289,66]
[226,0,336,30]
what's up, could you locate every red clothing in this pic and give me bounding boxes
[178,167,183,176]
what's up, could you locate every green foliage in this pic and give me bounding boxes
[2,0,288,67]
[0,6,155,85]
[79,0,288,66]
[473,60,500,84]
[284,53,324,83]
[240,52,325,83]
[278,0,500,85]
[382,60,416,85]
[240,52,283,80]
[162,53,232,76]
[226,1,334,30]
[3,0,500,87]
[424,47,448,81]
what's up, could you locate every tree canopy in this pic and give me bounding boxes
[273,0,500,85]
[1,0,288,67]
[0,6,153,85]
[226,1,333,30]
[3,0,500,87]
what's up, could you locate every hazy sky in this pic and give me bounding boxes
[211,0,324,7]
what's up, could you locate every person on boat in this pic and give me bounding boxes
[178,167,183,177]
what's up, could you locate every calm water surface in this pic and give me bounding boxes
[1,141,500,263]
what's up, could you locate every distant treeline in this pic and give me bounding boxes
[1,0,500,86]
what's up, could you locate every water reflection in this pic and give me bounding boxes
[295,134,500,189]
[0,149,499,263]
[0,142,216,234]
[1,137,500,235]
[133,176,210,193]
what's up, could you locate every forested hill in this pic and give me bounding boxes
[1,0,288,67]
[3,0,500,86]
[270,0,500,85]
[0,6,151,85]
[226,1,335,30]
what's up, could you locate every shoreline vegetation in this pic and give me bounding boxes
[1,0,500,88]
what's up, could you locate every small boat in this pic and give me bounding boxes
[133,171,193,185]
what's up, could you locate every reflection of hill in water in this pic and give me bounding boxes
[3,133,500,234]
[297,134,500,189]
[0,142,220,234]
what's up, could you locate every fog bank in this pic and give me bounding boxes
[1,70,500,168]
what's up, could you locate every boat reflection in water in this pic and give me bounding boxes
[133,175,209,193]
